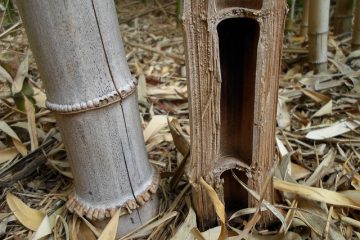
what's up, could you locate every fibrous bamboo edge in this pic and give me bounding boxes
[66,169,160,220]
[46,77,138,114]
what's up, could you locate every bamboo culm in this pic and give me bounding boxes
[334,0,354,35]
[301,0,309,38]
[182,0,286,229]
[308,0,330,73]
[16,0,159,236]
[353,0,360,50]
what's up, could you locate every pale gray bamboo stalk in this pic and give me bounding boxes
[308,0,330,73]
[16,0,159,236]
[353,0,360,50]
[334,0,354,35]
[301,0,309,38]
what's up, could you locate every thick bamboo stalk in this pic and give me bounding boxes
[301,0,310,38]
[182,0,287,229]
[308,0,330,73]
[334,0,354,35]
[353,0,360,50]
[16,0,159,236]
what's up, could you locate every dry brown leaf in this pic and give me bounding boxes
[0,147,18,164]
[0,120,27,156]
[12,51,29,94]
[25,96,38,151]
[98,209,121,240]
[171,208,196,240]
[6,192,45,231]
[199,177,227,240]
[290,163,311,181]
[305,148,335,186]
[274,178,360,210]
[301,89,331,104]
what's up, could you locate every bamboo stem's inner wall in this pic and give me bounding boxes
[217,18,259,211]
[216,0,263,9]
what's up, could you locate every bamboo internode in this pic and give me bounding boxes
[308,0,330,73]
[353,0,360,50]
[16,0,159,236]
[334,0,354,35]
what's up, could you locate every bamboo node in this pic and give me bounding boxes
[66,169,160,220]
[46,77,138,114]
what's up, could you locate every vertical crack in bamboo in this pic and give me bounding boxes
[16,0,159,236]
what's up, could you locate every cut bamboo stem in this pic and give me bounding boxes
[334,0,354,35]
[182,0,287,229]
[16,0,158,236]
[353,0,360,50]
[309,0,330,73]
[301,0,310,38]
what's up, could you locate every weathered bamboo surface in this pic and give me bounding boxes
[16,0,158,235]
[182,0,287,229]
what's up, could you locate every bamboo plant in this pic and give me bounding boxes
[301,0,309,38]
[182,0,287,229]
[16,0,159,236]
[334,0,354,35]
[308,0,331,73]
[353,0,360,50]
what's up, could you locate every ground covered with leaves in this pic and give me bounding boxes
[1,0,360,239]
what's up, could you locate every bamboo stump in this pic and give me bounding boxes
[182,0,287,229]
[16,0,159,236]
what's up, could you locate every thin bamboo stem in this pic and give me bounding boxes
[309,0,330,73]
[334,0,354,35]
[301,0,309,38]
[352,0,360,50]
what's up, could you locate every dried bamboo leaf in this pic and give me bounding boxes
[274,178,360,210]
[312,100,332,118]
[25,96,38,151]
[306,120,360,140]
[199,177,227,240]
[0,147,17,164]
[32,215,52,240]
[11,51,29,94]
[6,192,45,231]
[98,209,121,240]
[171,208,196,240]
[305,148,336,186]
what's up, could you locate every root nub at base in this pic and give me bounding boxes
[66,169,160,220]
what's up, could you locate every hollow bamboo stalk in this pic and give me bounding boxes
[16,0,159,236]
[334,0,354,35]
[352,0,360,50]
[301,0,310,38]
[182,0,287,229]
[308,0,330,73]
